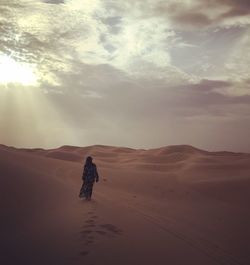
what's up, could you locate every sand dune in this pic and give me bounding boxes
[1,144,250,265]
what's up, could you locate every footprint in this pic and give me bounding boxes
[85,219,95,224]
[85,239,94,245]
[99,224,122,235]
[82,224,96,228]
[80,250,89,256]
[81,230,93,236]
[91,215,98,219]
[95,230,107,235]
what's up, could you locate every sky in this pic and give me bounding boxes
[0,0,250,152]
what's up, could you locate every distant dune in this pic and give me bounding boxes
[1,144,250,265]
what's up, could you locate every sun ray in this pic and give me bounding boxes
[0,85,79,148]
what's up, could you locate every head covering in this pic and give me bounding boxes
[85,156,93,165]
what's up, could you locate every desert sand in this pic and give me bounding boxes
[1,144,250,265]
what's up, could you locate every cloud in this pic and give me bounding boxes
[44,63,250,122]
[217,0,250,14]
[40,71,250,151]
[145,0,250,29]
[0,0,191,83]
[42,0,64,4]
[1,0,248,83]
[0,0,249,151]
[172,12,212,27]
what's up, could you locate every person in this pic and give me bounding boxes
[79,156,99,200]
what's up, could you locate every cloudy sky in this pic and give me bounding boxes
[0,0,250,152]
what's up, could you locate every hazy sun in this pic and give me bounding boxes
[0,55,37,85]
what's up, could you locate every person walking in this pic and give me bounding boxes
[79,156,99,200]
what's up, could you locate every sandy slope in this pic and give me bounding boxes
[1,144,250,265]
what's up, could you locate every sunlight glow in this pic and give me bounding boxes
[0,55,37,85]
